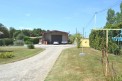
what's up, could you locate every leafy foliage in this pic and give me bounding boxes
[0,52,14,58]
[89,2,122,55]
[16,33,25,40]
[27,44,35,49]
[106,8,115,25]
[89,30,106,50]
[9,27,16,38]
[0,38,13,46]
[68,34,76,44]
[76,33,82,48]
[0,23,9,38]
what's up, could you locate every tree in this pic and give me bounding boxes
[22,29,31,36]
[9,27,16,38]
[0,23,10,38]
[76,33,82,48]
[68,34,75,44]
[115,3,122,24]
[89,2,122,55]
[120,2,122,13]
[32,28,45,37]
[106,8,115,25]
[16,33,25,40]
[13,30,21,38]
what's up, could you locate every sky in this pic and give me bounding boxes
[0,0,122,37]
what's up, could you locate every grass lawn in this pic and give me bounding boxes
[0,46,44,64]
[45,47,122,81]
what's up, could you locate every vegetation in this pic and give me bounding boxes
[14,40,24,46]
[68,33,82,48]
[89,2,122,55]
[0,46,44,64]
[0,38,13,46]
[76,33,82,48]
[0,23,46,46]
[0,23,9,38]
[0,51,14,58]
[45,47,122,81]
[68,34,76,44]
[27,44,35,49]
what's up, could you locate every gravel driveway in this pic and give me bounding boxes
[0,45,74,81]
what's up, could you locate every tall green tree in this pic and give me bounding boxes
[0,23,9,38]
[115,2,122,24]
[13,30,21,38]
[106,8,115,25]
[16,33,25,40]
[32,28,45,37]
[9,27,16,38]
[22,29,31,36]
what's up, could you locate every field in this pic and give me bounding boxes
[0,46,44,64]
[45,47,122,81]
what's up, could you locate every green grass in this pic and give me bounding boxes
[0,46,44,64]
[45,47,122,81]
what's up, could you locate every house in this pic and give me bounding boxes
[80,38,90,47]
[41,30,68,44]
[42,30,68,44]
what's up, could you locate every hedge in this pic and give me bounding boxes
[0,38,13,46]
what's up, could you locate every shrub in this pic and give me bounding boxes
[4,38,13,46]
[31,38,39,44]
[0,39,4,46]
[0,38,13,46]
[24,37,39,44]
[25,41,33,44]
[27,44,35,49]
[0,52,14,58]
[14,40,24,46]
[68,34,75,44]
[24,36,31,44]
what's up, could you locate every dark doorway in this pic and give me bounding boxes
[51,35,62,44]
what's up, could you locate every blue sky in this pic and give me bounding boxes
[0,0,121,37]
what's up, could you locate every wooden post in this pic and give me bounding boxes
[105,30,108,76]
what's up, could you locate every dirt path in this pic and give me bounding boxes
[0,45,74,81]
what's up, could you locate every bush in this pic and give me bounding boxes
[24,36,31,43]
[27,44,35,49]
[14,40,24,46]
[0,39,4,46]
[4,38,13,46]
[0,52,14,58]
[108,40,121,55]
[0,38,13,46]
[25,41,33,44]
[31,38,39,44]
[68,34,75,44]
[24,37,39,44]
